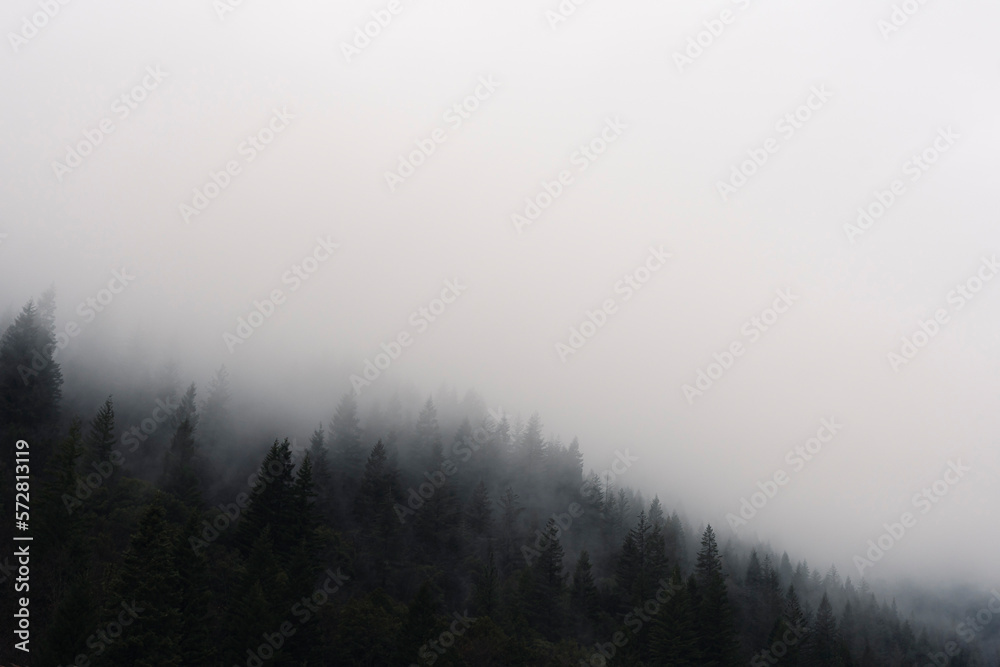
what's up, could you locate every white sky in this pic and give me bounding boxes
[3,0,1000,585]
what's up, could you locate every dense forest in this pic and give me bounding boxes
[2,292,998,666]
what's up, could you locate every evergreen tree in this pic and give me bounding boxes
[308,423,337,521]
[473,548,502,619]
[651,565,701,666]
[695,525,738,666]
[162,410,200,506]
[413,396,442,467]
[497,486,523,574]
[85,395,116,465]
[354,440,402,587]
[238,439,298,559]
[648,495,665,529]
[808,592,842,666]
[395,581,442,664]
[174,512,214,664]
[97,502,183,666]
[199,365,232,448]
[36,419,97,667]
[331,391,365,478]
[570,550,599,622]
[0,299,63,428]
[465,479,493,537]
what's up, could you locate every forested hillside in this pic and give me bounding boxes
[1,294,995,666]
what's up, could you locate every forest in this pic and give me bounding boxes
[1,292,997,666]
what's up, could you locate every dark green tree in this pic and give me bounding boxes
[97,502,183,666]
[0,299,63,429]
[651,565,701,666]
[694,525,738,665]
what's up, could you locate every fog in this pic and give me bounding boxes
[3,0,1000,592]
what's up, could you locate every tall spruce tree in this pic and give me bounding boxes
[695,525,738,666]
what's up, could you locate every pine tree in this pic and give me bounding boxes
[519,412,545,466]
[695,525,738,666]
[0,299,63,429]
[97,502,183,666]
[466,479,493,537]
[497,486,523,574]
[412,396,442,467]
[648,495,665,529]
[570,550,599,621]
[238,439,298,559]
[651,565,701,666]
[85,395,116,465]
[617,510,656,605]
[36,420,97,667]
[331,391,365,479]
[224,526,290,664]
[473,548,502,618]
[394,581,442,664]
[808,592,842,666]
[174,512,214,664]
[307,423,337,523]
[199,365,231,448]
[354,441,402,587]
[763,585,808,666]
[162,411,200,507]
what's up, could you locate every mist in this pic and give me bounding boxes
[3,0,1000,664]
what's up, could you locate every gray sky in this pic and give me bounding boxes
[3,0,1000,586]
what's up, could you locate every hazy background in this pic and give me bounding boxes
[2,0,999,586]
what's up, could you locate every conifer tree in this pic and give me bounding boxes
[85,395,116,465]
[0,299,63,429]
[331,391,365,478]
[98,502,183,666]
[473,548,502,619]
[808,592,843,666]
[651,565,701,666]
[466,479,493,537]
[695,525,738,665]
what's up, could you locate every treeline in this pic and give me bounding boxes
[0,294,996,666]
